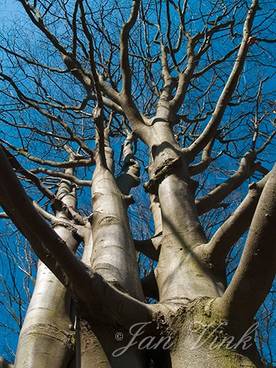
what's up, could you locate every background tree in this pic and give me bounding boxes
[0,0,275,367]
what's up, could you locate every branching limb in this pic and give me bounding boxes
[0,144,75,284]
[1,139,94,168]
[205,173,269,269]
[0,145,154,328]
[19,0,121,109]
[120,0,141,97]
[155,41,174,121]
[189,139,219,176]
[187,0,259,159]
[214,164,276,326]
[30,168,92,187]
[169,19,233,116]
[1,145,85,225]
[196,151,258,215]
[169,36,197,114]
[18,0,67,55]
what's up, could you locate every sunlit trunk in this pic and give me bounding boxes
[14,179,78,368]
[14,231,76,368]
[167,298,263,368]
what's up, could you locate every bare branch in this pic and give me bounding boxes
[30,168,92,187]
[215,164,276,325]
[206,173,270,268]
[196,151,258,215]
[187,0,259,159]
[1,139,94,168]
[189,139,216,176]
[0,145,154,327]
[120,0,141,96]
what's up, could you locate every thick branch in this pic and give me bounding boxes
[170,37,197,113]
[2,145,85,224]
[155,44,174,121]
[206,173,269,268]
[189,139,215,176]
[120,0,141,96]
[187,0,259,159]
[0,145,77,284]
[0,145,153,327]
[215,164,276,325]
[196,151,257,215]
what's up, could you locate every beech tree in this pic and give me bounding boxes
[0,0,275,367]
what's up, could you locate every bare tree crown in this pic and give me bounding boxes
[0,0,275,367]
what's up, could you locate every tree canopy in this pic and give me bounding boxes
[0,0,275,367]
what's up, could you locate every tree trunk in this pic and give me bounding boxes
[14,178,78,368]
[166,298,263,368]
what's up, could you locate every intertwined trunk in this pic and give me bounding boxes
[12,119,266,368]
[129,121,264,368]
[78,140,146,368]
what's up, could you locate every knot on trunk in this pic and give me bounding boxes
[144,156,182,193]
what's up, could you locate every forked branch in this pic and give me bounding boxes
[0,145,153,328]
[215,165,276,325]
[187,0,259,159]
[206,173,270,268]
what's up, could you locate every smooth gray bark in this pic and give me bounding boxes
[14,178,78,368]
